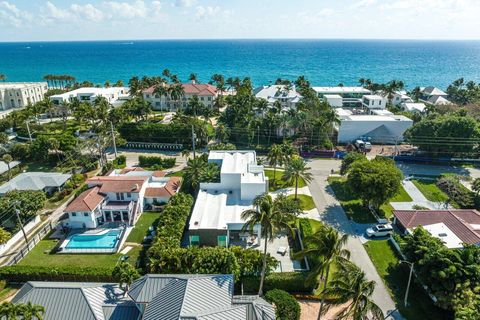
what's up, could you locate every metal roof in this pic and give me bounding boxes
[0,172,71,194]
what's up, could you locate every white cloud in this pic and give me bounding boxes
[70,3,104,22]
[297,8,334,25]
[351,0,377,9]
[103,0,148,19]
[195,5,232,21]
[0,1,32,27]
[174,0,197,7]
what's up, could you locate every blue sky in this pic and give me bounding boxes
[1,0,479,41]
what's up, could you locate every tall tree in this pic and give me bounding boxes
[322,261,383,320]
[283,156,313,199]
[0,227,10,245]
[297,225,350,320]
[17,301,46,320]
[2,154,13,181]
[0,74,6,82]
[112,261,140,294]
[241,194,298,296]
[267,144,283,187]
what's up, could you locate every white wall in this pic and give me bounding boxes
[65,210,98,229]
[0,215,41,256]
[338,118,413,143]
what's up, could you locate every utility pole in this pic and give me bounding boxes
[25,121,33,142]
[110,121,118,158]
[14,202,28,244]
[257,126,260,146]
[191,125,196,158]
[400,260,414,307]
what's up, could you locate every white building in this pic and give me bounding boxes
[389,91,413,106]
[420,86,452,105]
[63,168,181,229]
[335,108,413,144]
[401,102,427,114]
[142,82,219,111]
[50,87,130,106]
[362,95,387,111]
[189,150,268,247]
[254,85,301,110]
[0,82,48,111]
[313,86,371,108]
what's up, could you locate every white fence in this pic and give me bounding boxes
[0,215,41,256]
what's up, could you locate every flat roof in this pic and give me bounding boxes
[343,114,412,122]
[323,94,343,99]
[0,82,47,89]
[50,87,129,99]
[209,150,257,174]
[189,189,253,230]
[363,94,384,100]
[313,86,371,94]
[422,223,464,249]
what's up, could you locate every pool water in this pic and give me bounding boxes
[66,230,121,249]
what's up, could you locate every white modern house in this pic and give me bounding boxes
[313,86,371,108]
[335,108,413,144]
[362,94,388,111]
[50,87,130,106]
[420,86,451,105]
[63,168,181,229]
[401,102,427,114]
[142,82,219,111]
[0,82,48,111]
[382,90,414,106]
[254,85,302,111]
[188,150,268,247]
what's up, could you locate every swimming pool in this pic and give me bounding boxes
[65,229,122,250]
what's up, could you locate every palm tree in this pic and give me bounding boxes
[183,156,207,193]
[2,154,13,181]
[322,261,384,320]
[296,225,350,320]
[187,95,204,117]
[18,302,45,320]
[0,74,6,82]
[113,261,140,294]
[267,144,283,187]
[472,178,480,196]
[283,156,313,199]
[162,69,171,78]
[0,302,21,320]
[181,149,190,160]
[189,73,199,83]
[153,85,169,111]
[241,194,298,296]
[169,84,185,111]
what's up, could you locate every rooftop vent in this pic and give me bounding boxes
[194,221,199,226]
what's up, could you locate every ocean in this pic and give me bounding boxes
[0,39,479,89]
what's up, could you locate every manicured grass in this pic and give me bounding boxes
[412,179,449,202]
[19,238,142,269]
[328,177,377,223]
[364,240,448,320]
[166,170,185,177]
[287,194,316,211]
[25,161,59,173]
[126,212,161,244]
[265,169,306,191]
[308,219,324,233]
[389,185,413,202]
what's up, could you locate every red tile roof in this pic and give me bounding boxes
[394,209,480,245]
[119,167,145,174]
[144,177,182,197]
[143,83,218,96]
[86,176,148,193]
[65,187,105,212]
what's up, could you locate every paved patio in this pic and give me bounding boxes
[255,233,305,272]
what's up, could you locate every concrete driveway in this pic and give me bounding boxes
[307,159,401,319]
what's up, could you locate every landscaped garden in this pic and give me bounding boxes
[287,194,315,211]
[411,179,449,202]
[364,240,448,320]
[328,176,410,223]
[126,211,161,243]
[265,169,306,192]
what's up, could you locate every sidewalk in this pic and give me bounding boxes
[391,180,448,210]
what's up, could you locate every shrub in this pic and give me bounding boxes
[138,155,176,170]
[112,155,126,169]
[242,272,314,294]
[265,289,301,320]
[10,143,31,161]
[119,122,192,145]
[436,175,474,208]
[0,265,115,282]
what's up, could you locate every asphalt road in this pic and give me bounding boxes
[306,159,401,319]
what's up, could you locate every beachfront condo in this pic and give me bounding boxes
[313,86,371,108]
[49,87,130,107]
[0,82,48,113]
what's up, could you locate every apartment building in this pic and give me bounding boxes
[0,82,48,110]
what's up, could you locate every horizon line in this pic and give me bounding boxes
[1,37,480,43]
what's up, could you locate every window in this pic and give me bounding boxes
[116,193,125,200]
[83,212,89,217]
[200,97,205,101]
[146,94,150,98]
[189,235,200,246]
[217,235,227,247]
[126,192,131,198]
[208,97,212,101]
[72,212,77,217]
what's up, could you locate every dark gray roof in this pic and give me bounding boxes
[12,282,133,320]
[233,295,276,320]
[102,301,140,320]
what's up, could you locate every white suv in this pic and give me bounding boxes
[366,224,393,237]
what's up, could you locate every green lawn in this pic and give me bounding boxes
[287,194,316,211]
[412,179,449,202]
[19,238,142,269]
[390,185,413,202]
[265,169,306,191]
[364,240,448,320]
[126,212,161,243]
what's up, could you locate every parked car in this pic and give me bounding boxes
[366,224,393,237]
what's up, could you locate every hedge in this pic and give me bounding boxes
[138,155,176,170]
[112,155,126,169]
[436,175,474,208]
[265,289,301,320]
[0,265,115,282]
[242,272,314,294]
[118,122,192,145]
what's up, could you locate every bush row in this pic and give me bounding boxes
[118,122,192,145]
[138,155,176,170]
[0,266,115,283]
[242,272,315,294]
[436,175,475,208]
